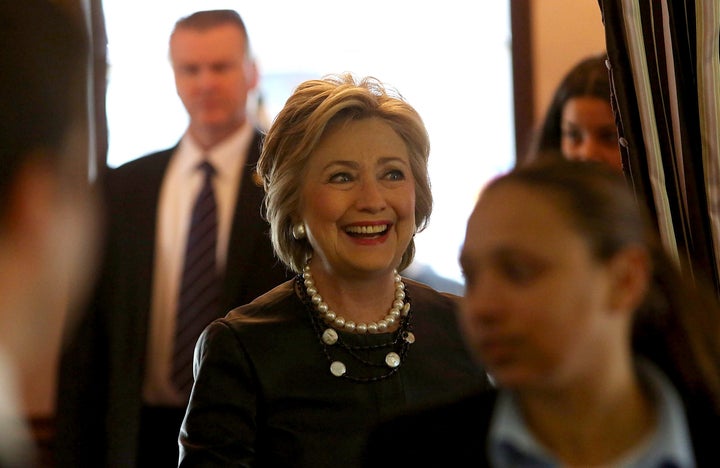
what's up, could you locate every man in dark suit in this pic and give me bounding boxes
[55,10,291,467]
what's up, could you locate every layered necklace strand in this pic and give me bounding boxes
[302,263,410,333]
[297,264,415,381]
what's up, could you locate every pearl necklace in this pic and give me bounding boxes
[296,264,415,381]
[301,264,411,334]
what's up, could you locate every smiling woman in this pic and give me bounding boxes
[298,118,417,283]
[177,73,492,467]
[100,0,514,285]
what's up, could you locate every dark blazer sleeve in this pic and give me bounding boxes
[179,320,258,467]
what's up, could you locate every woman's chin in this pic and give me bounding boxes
[484,367,535,390]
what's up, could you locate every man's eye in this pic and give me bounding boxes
[212,63,232,73]
[180,65,199,75]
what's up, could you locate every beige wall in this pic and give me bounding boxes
[532,0,607,123]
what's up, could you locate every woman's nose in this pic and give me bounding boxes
[355,180,387,212]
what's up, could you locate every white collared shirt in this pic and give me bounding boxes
[488,361,695,468]
[143,122,253,406]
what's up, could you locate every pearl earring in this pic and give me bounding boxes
[292,223,306,240]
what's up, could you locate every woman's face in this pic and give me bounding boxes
[299,117,416,279]
[560,96,622,172]
[459,183,629,391]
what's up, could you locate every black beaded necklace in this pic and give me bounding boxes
[295,274,415,382]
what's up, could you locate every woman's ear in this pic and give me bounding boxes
[607,245,651,313]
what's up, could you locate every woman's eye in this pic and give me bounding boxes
[384,169,406,181]
[328,172,353,183]
[501,260,540,284]
[600,130,619,145]
[562,129,583,145]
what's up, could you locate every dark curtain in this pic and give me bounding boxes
[598,0,720,294]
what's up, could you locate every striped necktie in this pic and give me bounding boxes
[172,160,222,399]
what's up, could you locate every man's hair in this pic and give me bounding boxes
[172,9,251,54]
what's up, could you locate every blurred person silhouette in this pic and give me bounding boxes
[0,0,99,466]
[402,261,464,295]
[55,9,290,467]
[178,73,490,467]
[527,53,622,171]
[363,159,720,466]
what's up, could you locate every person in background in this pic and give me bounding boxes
[0,1,99,466]
[528,53,622,171]
[55,9,290,467]
[363,159,720,466]
[401,261,464,295]
[178,73,491,467]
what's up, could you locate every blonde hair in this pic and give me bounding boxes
[257,73,432,273]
